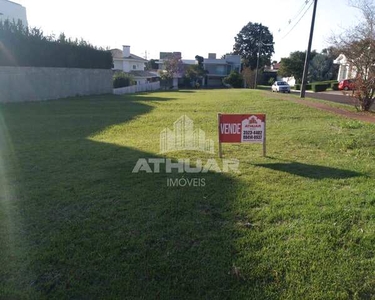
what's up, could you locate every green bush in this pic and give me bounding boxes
[312,83,328,92]
[332,83,339,90]
[113,72,135,88]
[310,81,338,90]
[0,20,113,69]
[329,81,338,88]
[268,77,275,86]
[306,84,312,90]
[294,84,301,90]
[223,71,243,88]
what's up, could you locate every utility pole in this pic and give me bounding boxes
[300,0,318,98]
[254,28,262,89]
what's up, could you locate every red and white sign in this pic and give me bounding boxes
[218,114,266,157]
[218,114,266,143]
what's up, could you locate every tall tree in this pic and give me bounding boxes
[195,55,204,66]
[278,51,317,83]
[145,59,158,70]
[158,54,183,89]
[308,50,339,82]
[331,0,375,111]
[233,22,274,70]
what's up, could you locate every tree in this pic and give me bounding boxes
[158,54,183,90]
[331,0,375,111]
[184,64,207,88]
[145,59,158,70]
[113,72,135,88]
[233,22,274,70]
[278,51,317,83]
[223,71,243,88]
[242,67,256,88]
[195,55,204,66]
[0,20,112,69]
[221,53,233,59]
[308,51,339,82]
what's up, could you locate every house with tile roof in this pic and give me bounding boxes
[111,46,158,85]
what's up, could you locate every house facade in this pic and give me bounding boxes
[203,53,241,87]
[111,46,158,85]
[157,52,241,88]
[334,54,357,81]
[0,0,27,26]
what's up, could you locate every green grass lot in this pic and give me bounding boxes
[1,90,375,299]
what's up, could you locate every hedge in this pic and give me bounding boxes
[113,72,135,88]
[294,81,337,92]
[312,83,328,92]
[0,20,113,69]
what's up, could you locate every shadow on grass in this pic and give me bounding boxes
[255,162,362,179]
[0,93,270,299]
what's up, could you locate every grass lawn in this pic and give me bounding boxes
[1,89,375,299]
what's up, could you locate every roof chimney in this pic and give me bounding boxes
[208,53,216,59]
[123,45,130,57]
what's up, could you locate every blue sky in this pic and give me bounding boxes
[17,0,361,61]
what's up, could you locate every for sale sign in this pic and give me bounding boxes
[218,114,266,157]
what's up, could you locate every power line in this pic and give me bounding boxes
[281,0,314,39]
[277,0,311,35]
[291,0,311,23]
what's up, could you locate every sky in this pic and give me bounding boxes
[16,0,363,62]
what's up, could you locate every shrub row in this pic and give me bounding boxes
[312,83,328,92]
[0,20,113,69]
[294,80,338,92]
[113,72,135,88]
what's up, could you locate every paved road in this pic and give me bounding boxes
[266,91,375,124]
[290,90,355,106]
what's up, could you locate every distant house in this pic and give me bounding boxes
[156,52,241,88]
[203,53,241,87]
[334,54,357,81]
[0,0,27,26]
[111,46,158,85]
[156,52,189,89]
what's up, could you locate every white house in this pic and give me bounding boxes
[111,45,158,85]
[334,54,357,81]
[0,0,27,26]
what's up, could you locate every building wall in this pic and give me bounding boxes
[113,60,123,70]
[0,67,113,103]
[0,0,27,26]
[113,60,145,73]
[337,64,357,81]
[113,81,160,95]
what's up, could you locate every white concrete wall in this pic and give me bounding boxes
[122,60,130,72]
[113,60,123,70]
[0,0,27,26]
[0,67,112,103]
[282,76,296,87]
[113,82,160,95]
[134,78,147,85]
[117,60,145,72]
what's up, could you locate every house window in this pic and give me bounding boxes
[133,65,136,70]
